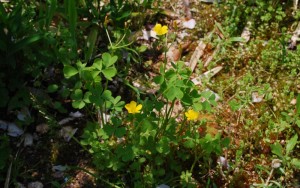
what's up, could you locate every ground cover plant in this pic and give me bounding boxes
[0,0,300,187]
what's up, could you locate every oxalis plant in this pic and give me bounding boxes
[73,24,230,187]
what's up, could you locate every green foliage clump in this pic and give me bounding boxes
[80,61,229,186]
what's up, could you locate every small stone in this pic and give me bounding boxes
[0,121,24,137]
[28,181,43,188]
[290,98,297,105]
[36,123,49,134]
[52,165,68,172]
[24,133,34,147]
[58,117,75,125]
[157,184,170,188]
[183,19,196,29]
[69,111,84,118]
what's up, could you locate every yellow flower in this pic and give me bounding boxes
[125,101,142,114]
[185,109,199,121]
[153,23,168,35]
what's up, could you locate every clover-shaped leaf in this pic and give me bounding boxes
[102,52,118,67]
[64,65,78,78]
[102,67,117,80]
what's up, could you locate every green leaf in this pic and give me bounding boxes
[183,138,195,148]
[116,10,131,21]
[153,75,164,84]
[64,65,78,78]
[222,137,230,148]
[67,0,77,37]
[296,120,300,128]
[83,92,92,103]
[91,70,101,79]
[286,134,298,156]
[102,53,111,63]
[98,128,109,139]
[89,85,103,105]
[112,117,122,127]
[102,67,117,80]
[47,84,58,93]
[85,27,98,61]
[82,69,100,81]
[102,53,118,67]
[74,81,82,89]
[103,125,115,137]
[140,120,156,140]
[121,145,135,162]
[61,88,70,98]
[296,94,300,115]
[156,136,170,154]
[9,34,44,55]
[137,45,147,52]
[193,102,203,111]
[53,101,67,113]
[113,96,121,104]
[115,127,126,138]
[155,156,164,165]
[229,37,246,42]
[201,90,212,99]
[102,90,113,101]
[72,100,85,109]
[93,58,103,71]
[76,61,86,69]
[271,142,284,158]
[291,158,300,169]
[139,157,146,163]
[46,0,57,28]
[229,99,241,111]
[109,56,118,66]
[215,22,226,37]
[165,86,183,100]
[71,89,83,100]
[141,119,153,132]
[202,101,212,112]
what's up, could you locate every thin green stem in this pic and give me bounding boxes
[163,99,169,126]
[158,99,176,137]
[115,33,127,46]
[164,99,175,126]
[106,28,113,48]
[178,118,187,137]
[190,151,199,172]
[71,135,89,153]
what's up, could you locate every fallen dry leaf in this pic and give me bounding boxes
[59,126,78,142]
[166,44,181,62]
[188,40,206,72]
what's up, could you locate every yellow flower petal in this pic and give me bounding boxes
[125,101,142,114]
[153,23,168,35]
[136,104,142,111]
[185,109,199,121]
[160,26,168,35]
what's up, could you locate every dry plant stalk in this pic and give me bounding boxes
[188,41,207,72]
